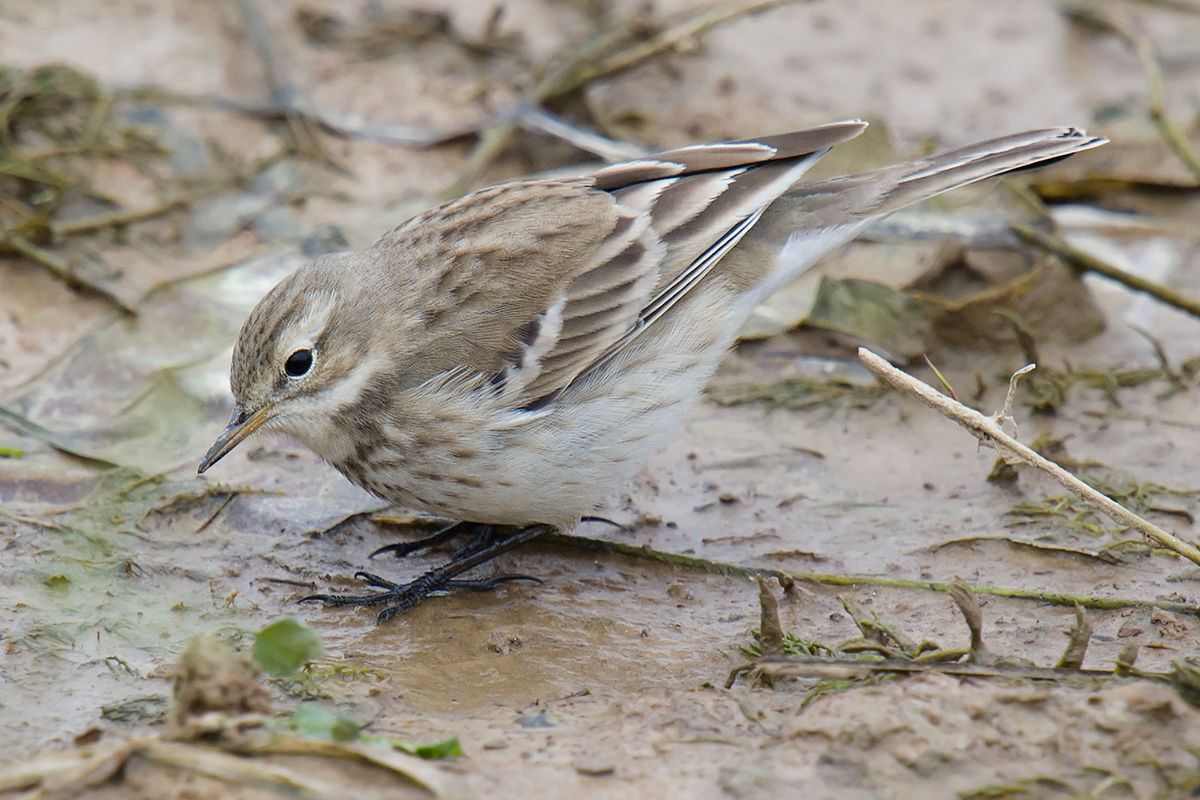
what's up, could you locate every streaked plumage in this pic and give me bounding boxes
[198,121,1105,613]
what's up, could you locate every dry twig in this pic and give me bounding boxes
[446,0,809,195]
[0,232,136,315]
[1134,35,1200,184]
[1011,223,1200,320]
[857,348,1200,566]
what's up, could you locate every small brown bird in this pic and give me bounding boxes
[198,121,1105,621]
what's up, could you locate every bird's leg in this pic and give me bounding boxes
[445,523,497,560]
[302,523,554,622]
[370,519,480,559]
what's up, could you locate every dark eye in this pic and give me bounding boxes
[284,349,313,377]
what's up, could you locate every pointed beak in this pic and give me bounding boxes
[197,403,274,474]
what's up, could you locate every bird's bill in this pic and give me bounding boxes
[197,403,273,474]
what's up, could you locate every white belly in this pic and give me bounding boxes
[339,283,735,530]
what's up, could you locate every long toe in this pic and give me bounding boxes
[298,571,405,607]
[443,574,543,591]
[299,589,398,608]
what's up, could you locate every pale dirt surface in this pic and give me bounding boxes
[3,1,1200,798]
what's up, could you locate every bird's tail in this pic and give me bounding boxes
[845,127,1107,216]
[725,127,1107,316]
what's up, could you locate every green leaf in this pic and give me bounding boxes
[394,737,462,759]
[252,617,324,677]
[290,703,360,742]
[43,573,70,591]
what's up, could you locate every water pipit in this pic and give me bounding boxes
[198,121,1105,622]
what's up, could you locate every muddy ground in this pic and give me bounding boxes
[3,0,1200,798]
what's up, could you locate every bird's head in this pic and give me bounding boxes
[198,255,385,473]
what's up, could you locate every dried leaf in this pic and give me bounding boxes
[948,579,993,665]
[1055,604,1092,670]
[756,576,785,657]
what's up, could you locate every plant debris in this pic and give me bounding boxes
[0,61,289,313]
[0,625,462,799]
[729,575,1200,711]
[1000,444,1200,537]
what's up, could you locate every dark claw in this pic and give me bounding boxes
[354,570,402,590]
[376,595,426,623]
[443,574,542,591]
[369,520,475,559]
[581,515,622,528]
[370,541,431,559]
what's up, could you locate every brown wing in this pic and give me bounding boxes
[369,179,656,401]
[373,120,868,406]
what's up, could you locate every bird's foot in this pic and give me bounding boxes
[303,523,552,622]
[302,570,539,622]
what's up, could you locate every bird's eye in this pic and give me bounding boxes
[284,349,314,377]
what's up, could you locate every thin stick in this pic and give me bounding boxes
[857,348,1200,566]
[232,0,333,164]
[542,0,801,98]
[541,532,1200,616]
[0,404,120,466]
[50,197,189,237]
[754,653,1173,682]
[448,0,807,194]
[1135,35,1200,184]
[516,105,648,161]
[1061,11,1200,181]
[1073,14,1200,183]
[1120,0,1200,14]
[194,493,237,534]
[1011,223,1200,320]
[1,232,136,315]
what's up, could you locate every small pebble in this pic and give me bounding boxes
[486,627,524,654]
